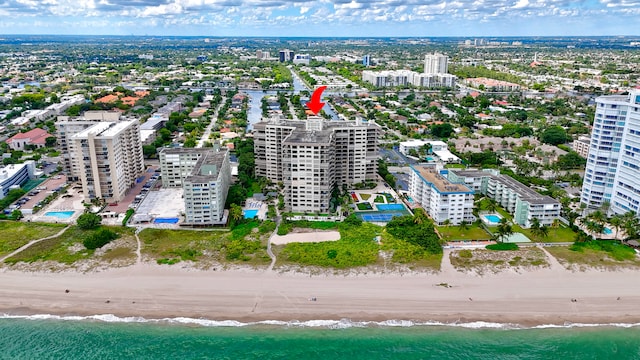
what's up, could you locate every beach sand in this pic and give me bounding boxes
[2,257,640,326]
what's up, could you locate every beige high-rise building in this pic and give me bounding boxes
[70,120,144,203]
[424,53,449,74]
[254,117,379,213]
[56,111,122,180]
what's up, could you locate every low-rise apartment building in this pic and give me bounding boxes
[409,165,475,225]
[448,169,560,227]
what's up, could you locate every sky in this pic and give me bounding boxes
[0,0,638,37]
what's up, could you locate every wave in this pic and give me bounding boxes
[2,313,640,330]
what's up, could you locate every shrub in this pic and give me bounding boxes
[486,243,519,251]
[122,208,135,226]
[83,228,119,250]
[77,213,102,230]
[458,249,473,258]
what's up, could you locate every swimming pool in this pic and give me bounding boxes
[154,217,179,224]
[44,211,75,219]
[604,227,613,235]
[481,213,502,225]
[376,203,407,211]
[243,209,259,219]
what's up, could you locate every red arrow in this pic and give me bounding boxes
[306,86,327,115]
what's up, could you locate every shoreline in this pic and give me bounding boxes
[2,264,640,327]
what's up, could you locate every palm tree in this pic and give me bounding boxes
[588,210,607,225]
[495,218,513,243]
[413,208,428,225]
[609,215,623,240]
[486,199,498,213]
[443,219,451,228]
[539,225,549,239]
[458,221,469,231]
[585,220,604,239]
[229,204,243,225]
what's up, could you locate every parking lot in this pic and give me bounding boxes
[10,175,69,215]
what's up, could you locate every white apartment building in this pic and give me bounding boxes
[409,165,474,225]
[159,148,211,188]
[424,53,449,74]
[362,70,456,89]
[581,90,640,215]
[182,149,231,225]
[56,111,123,180]
[253,117,379,213]
[70,120,144,203]
[449,169,561,228]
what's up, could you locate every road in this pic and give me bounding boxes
[196,95,226,148]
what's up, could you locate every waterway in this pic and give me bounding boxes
[245,69,338,131]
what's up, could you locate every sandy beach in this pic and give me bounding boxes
[2,257,640,326]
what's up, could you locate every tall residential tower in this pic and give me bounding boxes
[581,89,640,216]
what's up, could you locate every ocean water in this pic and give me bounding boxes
[1,316,640,359]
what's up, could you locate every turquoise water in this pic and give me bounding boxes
[604,227,613,235]
[153,217,179,224]
[1,317,640,359]
[244,209,259,219]
[482,214,502,224]
[44,211,75,219]
[376,203,406,211]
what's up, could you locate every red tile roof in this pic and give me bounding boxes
[6,128,52,145]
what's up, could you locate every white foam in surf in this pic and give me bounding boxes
[2,314,640,330]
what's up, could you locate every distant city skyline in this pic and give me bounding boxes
[0,0,639,37]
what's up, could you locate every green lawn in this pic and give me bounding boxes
[360,193,371,200]
[437,225,492,241]
[356,202,373,210]
[373,195,385,203]
[0,221,67,257]
[546,242,640,270]
[4,225,136,265]
[518,226,577,243]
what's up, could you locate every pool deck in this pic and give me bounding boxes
[243,198,268,220]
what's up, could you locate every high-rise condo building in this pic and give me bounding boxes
[581,90,640,216]
[159,148,232,225]
[253,117,380,213]
[424,53,449,74]
[55,111,122,181]
[69,119,144,203]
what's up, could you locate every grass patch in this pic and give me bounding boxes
[380,230,442,270]
[278,223,380,268]
[373,195,385,203]
[0,221,67,257]
[450,247,548,274]
[546,242,640,270]
[519,226,577,243]
[360,193,371,200]
[486,243,519,251]
[4,226,135,265]
[437,225,491,241]
[139,226,270,266]
[356,202,373,210]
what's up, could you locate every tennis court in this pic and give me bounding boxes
[358,212,407,222]
[376,203,407,211]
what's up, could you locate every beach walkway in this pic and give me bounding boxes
[0,225,70,263]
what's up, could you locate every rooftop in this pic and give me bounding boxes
[413,166,472,194]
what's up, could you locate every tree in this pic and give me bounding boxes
[10,209,23,220]
[229,204,244,227]
[609,215,622,240]
[45,136,57,148]
[76,213,102,230]
[495,218,513,243]
[343,214,362,226]
[540,126,568,145]
[430,123,455,139]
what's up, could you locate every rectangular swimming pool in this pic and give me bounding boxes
[44,211,75,219]
[154,217,179,224]
[243,209,259,219]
